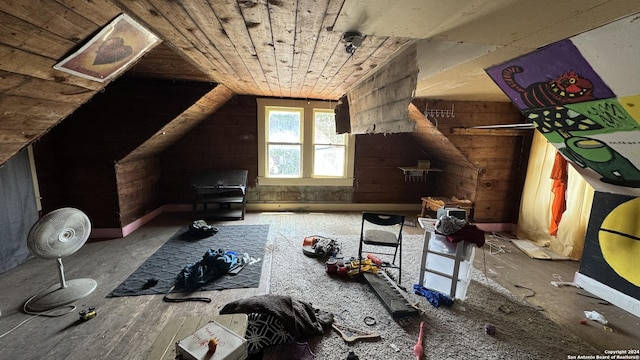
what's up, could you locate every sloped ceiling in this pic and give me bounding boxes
[333,0,640,101]
[1,0,639,166]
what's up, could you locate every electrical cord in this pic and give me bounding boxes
[0,293,77,339]
[513,284,545,311]
[162,285,212,303]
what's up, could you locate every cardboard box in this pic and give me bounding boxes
[176,321,248,360]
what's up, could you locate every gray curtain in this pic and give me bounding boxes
[0,148,38,273]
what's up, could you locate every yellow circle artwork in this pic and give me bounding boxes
[599,197,640,286]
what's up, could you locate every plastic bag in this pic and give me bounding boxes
[584,310,608,324]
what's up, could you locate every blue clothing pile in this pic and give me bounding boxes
[413,284,454,308]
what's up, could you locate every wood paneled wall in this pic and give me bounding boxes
[162,95,432,209]
[411,99,530,222]
[115,157,162,226]
[161,96,259,205]
[353,133,433,204]
[34,78,213,227]
[347,43,418,135]
[34,84,530,230]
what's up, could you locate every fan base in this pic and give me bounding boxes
[25,278,97,312]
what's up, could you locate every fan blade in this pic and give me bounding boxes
[27,208,92,259]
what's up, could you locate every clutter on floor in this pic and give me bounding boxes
[420,196,473,218]
[331,322,380,342]
[219,213,491,357]
[244,312,294,355]
[413,321,425,360]
[362,271,420,318]
[413,284,453,308]
[262,342,316,360]
[302,235,338,258]
[144,314,249,360]
[107,224,269,298]
[325,257,379,276]
[346,351,360,360]
[220,295,334,338]
[484,323,496,336]
[219,295,334,357]
[164,248,238,303]
[175,320,248,360]
[188,219,219,237]
[510,238,572,260]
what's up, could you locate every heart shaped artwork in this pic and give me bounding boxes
[93,37,132,65]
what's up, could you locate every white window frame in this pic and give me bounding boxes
[257,98,355,186]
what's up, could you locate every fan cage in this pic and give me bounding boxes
[27,207,91,259]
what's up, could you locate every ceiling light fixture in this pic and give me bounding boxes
[342,31,365,56]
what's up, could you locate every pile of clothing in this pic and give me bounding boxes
[435,215,485,247]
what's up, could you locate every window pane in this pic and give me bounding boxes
[314,145,345,176]
[268,110,300,143]
[268,144,301,177]
[314,111,344,145]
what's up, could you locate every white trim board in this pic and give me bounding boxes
[574,272,640,319]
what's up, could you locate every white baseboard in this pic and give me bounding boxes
[574,272,640,318]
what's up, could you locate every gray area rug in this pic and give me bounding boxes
[107,224,269,297]
[265,233,597,359]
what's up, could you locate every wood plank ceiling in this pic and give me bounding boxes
[115,0,411,99]
[1,0,639,166]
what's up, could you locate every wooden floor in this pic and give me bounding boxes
[0,210,638,359]
[472,231,640,353]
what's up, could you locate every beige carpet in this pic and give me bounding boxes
[264,233,598,359]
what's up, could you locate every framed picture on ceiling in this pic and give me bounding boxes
[53,13,160,83]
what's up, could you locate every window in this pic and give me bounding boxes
[313,109,346,177]
[257,98,354,186]
[266,107,303,178]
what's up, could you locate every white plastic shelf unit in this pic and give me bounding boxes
[417,218,475,300]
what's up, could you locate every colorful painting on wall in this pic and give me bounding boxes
[485,39,614,111]
[524,98,640,194]
[486,14,640,307]
[485,15,640,197]
[580,192,640,299]
[54,14,160,83]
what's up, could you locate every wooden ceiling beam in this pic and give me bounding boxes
[0,72,96,104]
[237,0,280,96]
[205,1,272,95]
[296,0,344,99]
[112,0,244,93]
[267,0,297,98]
[0,44,103,90]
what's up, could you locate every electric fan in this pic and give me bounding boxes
[24,207,97,312]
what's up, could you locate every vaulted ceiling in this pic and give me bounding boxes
[1,0,639,166]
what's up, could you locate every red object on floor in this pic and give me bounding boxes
[413,321,424,360]
[367,253,382,266]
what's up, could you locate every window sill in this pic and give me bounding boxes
[257,177,354,187]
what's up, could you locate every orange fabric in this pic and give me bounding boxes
[549,151,568,236]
